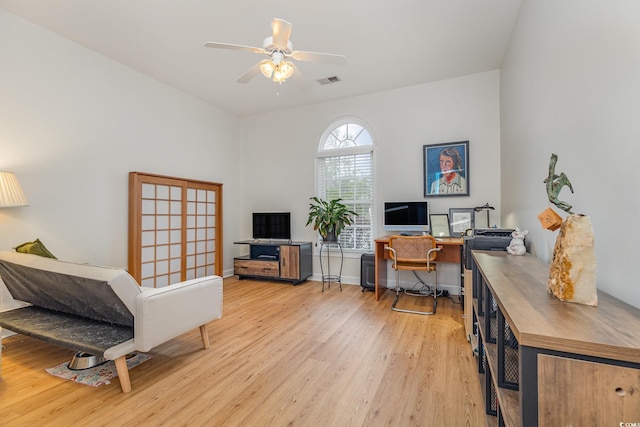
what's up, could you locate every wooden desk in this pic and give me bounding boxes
[374,235,463,301]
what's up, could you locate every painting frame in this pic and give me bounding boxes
[429,214,451,238]
[448,208,475,237]
[423,140,470,197]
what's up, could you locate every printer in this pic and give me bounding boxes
[463,228,515,270]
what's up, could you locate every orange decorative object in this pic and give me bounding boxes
[537,207,563,231]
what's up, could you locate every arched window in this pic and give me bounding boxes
[316,118,374,251]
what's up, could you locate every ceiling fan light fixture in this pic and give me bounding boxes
[204,18,345,85]
[272,61,294,83]
[280,61,294,79]
[272,69,286,83]
[259,59,275,78]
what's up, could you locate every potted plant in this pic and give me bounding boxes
[306,197,358,242]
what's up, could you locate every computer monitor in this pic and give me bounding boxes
[383,202,429,233]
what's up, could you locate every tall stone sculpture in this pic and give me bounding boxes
[548,214,598,306]
[544,154,598,306]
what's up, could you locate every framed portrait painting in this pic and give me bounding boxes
[423,141,469,197]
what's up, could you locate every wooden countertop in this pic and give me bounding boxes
[473,250,640,364]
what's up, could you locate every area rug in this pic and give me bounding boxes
[45,352,152,387]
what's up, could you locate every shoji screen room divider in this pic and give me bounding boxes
[128,172,223,287]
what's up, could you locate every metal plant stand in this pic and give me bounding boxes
[319,241,343,292]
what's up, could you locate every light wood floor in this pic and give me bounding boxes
[0,277,487,427]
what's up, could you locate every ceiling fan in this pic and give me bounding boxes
[204,18,346,84]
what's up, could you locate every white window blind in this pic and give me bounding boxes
[316,120,374,251]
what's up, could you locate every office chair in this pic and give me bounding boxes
[385,235,442,315]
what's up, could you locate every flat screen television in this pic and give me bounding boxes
[252,212,291,240]
[383,202,429,233]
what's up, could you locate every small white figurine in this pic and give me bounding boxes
[507,228,528,256]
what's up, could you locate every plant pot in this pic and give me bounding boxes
[322,228,338,242]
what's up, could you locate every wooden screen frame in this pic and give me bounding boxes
[128,172,223,286]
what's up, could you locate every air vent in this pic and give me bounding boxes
[316,76,342,85]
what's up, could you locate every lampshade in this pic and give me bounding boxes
[279,61,294,79]
[0,172,29,207]
[272,61,294,83]
[259,59,275,78]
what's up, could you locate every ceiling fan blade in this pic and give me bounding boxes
[236,62,262,84]
[290,63,313,90]
[290,50,347,65]
[204,41,264,55]
[271,18,292,49]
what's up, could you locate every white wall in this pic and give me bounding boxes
[0,10,242,272]
[0,9,502,294]
[500,0,640,307]
[241,71,502,291]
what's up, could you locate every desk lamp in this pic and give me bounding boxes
[474,203,494,228]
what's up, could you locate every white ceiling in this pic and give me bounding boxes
[0,0,522,117]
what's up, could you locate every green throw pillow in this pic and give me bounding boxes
[14,238,57,259]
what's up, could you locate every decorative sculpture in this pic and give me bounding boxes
[537,207,563,231]
[506,228,528,256]
[544,153,574,214]
[540,153,597,306]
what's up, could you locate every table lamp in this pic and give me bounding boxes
[0,172,29,208]
[0,171,29,331]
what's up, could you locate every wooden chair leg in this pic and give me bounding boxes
[199,324,210,349]
[114,355,131,393]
